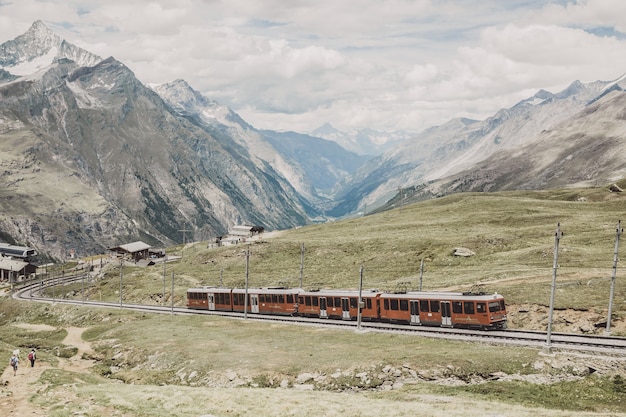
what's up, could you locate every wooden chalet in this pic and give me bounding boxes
[108,241,152,262]
[0,257,37,282]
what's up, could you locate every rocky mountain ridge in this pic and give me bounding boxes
[0,23,319,258]
[2,21,626,259]
[338,76,626,214]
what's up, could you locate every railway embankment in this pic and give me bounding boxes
[165,354,625,392]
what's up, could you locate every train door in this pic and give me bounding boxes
[441,301,452,327]
[319,297,328,318]
[341,298,350,320]
[208,294,215,310]
[410,300,420,325]
[250,294,259,313]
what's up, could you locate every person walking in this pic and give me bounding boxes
[9,353,19,376]
[28,349,36,367]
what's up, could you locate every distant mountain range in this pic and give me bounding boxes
[337,76,626,214]
[1,21,625,259]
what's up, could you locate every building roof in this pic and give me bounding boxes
[229,225,254,236]
[109,241,152,253]
[0,257,29,271]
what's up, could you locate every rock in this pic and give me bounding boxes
[392,381,404,390]
[452,247,475,257]
[296,373,315,384]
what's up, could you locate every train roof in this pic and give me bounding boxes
[188,287,302,295]
[232,287,302,294]
[298,289,380,297]
[383,291,504,301]
[187,287,231,293]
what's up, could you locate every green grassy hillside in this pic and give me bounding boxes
[62,184,623,324]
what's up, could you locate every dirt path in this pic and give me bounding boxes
[0,325,95,415]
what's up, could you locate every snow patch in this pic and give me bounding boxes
[7,47,59,75]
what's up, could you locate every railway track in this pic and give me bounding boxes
[11,278,626,356]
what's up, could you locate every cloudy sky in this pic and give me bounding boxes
[1,1,626,134]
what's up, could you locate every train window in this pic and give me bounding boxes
[489,301,501,312]
[312,297,319,307]
[384,299,389,310]
[400,299,408,311]
[334,297,341,307]
[350,298,357,308]
[287,294,294,304]
[305,296,312,306]
[390,299,399,310]
[430,300,440,313]
[366,299,372,309]
[233,295,239,305]
[226,294,231,304]
[420,300,429,312]
[299,296,304,304]
[500,300,506,310]
[452,301,463,314]
[476,303,486,313]
[216,293,222,304]
[464,302,475,314]
[279,295,285,304]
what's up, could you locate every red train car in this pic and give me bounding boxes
[187,287,301,316]
[231,288,300,315]
[187,287,232,311]
[188,287,507,330]
[379,291,507,329]
[297,290,380,320]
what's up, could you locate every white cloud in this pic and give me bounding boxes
[1,0,626,133]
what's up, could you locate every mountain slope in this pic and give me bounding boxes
[336,77,626,214]
[434,89,626,194]
[373,88,626,210]
[0,23,314,257]
[152,80,370,214]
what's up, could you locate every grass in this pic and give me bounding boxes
[4,185,626,416]
[49,186,626,323]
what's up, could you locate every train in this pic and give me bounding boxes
[187,287,508,330]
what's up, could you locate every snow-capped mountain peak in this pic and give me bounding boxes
[0,20,102,75]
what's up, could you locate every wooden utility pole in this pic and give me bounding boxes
[300,243,305,288]
[545,223,563,351]
[163,254,167,306]
[244,247,250,319]
[357,264,364,331]
[171,272,175,314]
[119,257,123,308]
[606,220,623,335]
[179,227,191,245]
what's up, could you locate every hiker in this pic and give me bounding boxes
[28,349,36,367]
[9,353,19,376]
